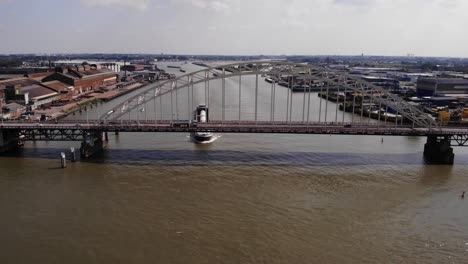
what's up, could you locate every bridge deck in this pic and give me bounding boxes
[1,121,467,137]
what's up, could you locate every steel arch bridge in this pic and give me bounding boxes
[1,61,466,163]
[101,61,437,129]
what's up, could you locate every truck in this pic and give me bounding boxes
[170,120,197,128]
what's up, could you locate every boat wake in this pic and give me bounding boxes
[187,134,222,144]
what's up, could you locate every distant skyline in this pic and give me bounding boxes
[1,0,468,57]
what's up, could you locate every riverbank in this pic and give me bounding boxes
[34,82,146,120]
[317,92,403,123]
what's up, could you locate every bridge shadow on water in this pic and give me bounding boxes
[4,147,468,167]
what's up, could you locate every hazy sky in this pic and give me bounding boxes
[1,0,467,56]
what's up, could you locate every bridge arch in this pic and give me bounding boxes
[101,61,437,128]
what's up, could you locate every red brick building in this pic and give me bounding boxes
[121,65,145,72]
[42,65,118,94]
[25,71,55,81]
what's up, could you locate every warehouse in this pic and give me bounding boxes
[42,65,118,94]
[417,78,468,97]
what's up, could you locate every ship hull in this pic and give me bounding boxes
[190,132,217,144]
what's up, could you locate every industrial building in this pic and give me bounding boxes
[361,76,400,92]
[0,64,122,119]
[40,80,75,100]
[42,65,118,94]
[121,65,145,72]
[25,71,55,81]
[0,78,40,108]
[417,78,468,97]
[4,84,61,109]
[132,71,160,81]
[0,77,75,111]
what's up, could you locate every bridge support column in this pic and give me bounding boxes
[80,131,106,159]
[0,129,22,153]
[424,136,454,165]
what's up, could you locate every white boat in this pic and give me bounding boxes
[190,132,217,144]
[190,105,218,144]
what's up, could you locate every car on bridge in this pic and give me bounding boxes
[170,120,197,128]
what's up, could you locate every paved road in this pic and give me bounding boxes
[1,121,467,136]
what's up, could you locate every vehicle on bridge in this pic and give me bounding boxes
[170,120,197,128]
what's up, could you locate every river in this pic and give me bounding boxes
[1,62,468,263]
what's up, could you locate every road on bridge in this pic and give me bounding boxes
[1,121,468,137]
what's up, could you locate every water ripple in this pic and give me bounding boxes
[4,148,468,166]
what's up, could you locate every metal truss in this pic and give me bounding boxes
[18,129,85,141]
[100,61,436,128]
[450,135,468,146]
[0,123,466,143]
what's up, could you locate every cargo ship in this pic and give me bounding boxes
[190,105,217,144]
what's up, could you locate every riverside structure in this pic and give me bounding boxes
[1,61,467,164]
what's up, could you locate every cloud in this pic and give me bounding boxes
[81,0,232,12]
[2,0,468,57]
[81,0,150,11]
[282,5,312,28]
[178,0,232,12]
[333,0,374,6]
[438,0,462,9]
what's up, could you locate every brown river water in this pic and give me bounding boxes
[1,62,468,264]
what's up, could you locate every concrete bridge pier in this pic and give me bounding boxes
[424,136,454,165]
[0,129,22,153]
[80,131,107,159]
